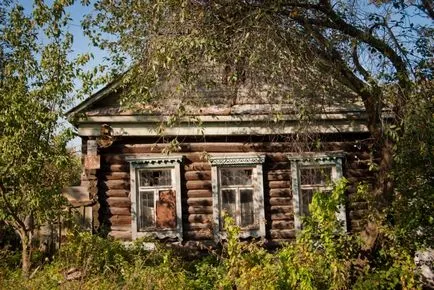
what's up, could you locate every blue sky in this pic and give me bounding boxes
[20,0,107,152]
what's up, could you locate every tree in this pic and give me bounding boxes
[0,0,86,277]
[83,0,433,248]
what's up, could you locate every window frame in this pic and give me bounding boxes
[288,153,346,230]
[210,154,266,241]
[127,156,183,240]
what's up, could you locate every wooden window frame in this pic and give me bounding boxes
[288,153,346,231]
[127,156,183,240]
[210,154,266,241]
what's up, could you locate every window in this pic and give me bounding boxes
[288,153,346,230]
[210,155,266,240]
[127,156,183,240]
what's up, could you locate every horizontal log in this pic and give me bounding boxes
[270,229,296,240]
[268,181,291,189]
[187,190,212,198]
[109,207,131,215]
[184,230,213,240]
[102,164,129,172]
[270,205,292,214]
[267,170,292,181]
[349,209,367,220]
[107,197,131,208]
[187,214,212,224]
[187,197,213,206]
[109,215,132,225]
[185,153,211,163]
[188,206,213,214]
[103,172,129,180]
[102,154,127,164]
[102,179,130,190]
[271,220,294,230]
[106,189,130,198]
[269,197,292,206]
[183,223,212,231]
[184,162,211,171]
[269,188,292,198]
[110,225,131,231]
[186,180,212,190]
[185,171,211,181]
[108,231,132,241]
[270,212,293,220]
[266,162,290,170]
[268,153,289,162]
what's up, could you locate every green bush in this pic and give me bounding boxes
[0,179,423,289]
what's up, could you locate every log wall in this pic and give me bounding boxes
[92,136,371,242]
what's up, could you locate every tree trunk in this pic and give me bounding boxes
[21,233,31,279]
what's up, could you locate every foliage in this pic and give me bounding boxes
[0,179,423,289]
[0,0,89,277]
[82,1,434,249]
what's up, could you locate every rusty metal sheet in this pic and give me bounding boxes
[156,190,176,229]
[84,155,100,169]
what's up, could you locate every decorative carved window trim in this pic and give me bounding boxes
[288,153,346,230]
[127,155,183,240]
[210,154,266,241]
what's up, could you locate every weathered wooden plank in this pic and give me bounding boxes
[267,170,292,181]
[109,207,131,215]
[106,189,130,198]
[107,197,131,208]
[270,212,293,220]
[187,214,212,224]
[270,229,296,239]
[102,179,130,190]
[186,180,212,190]
[109,231,132,240]
[187,190,212,198]
[266,162,290,170]
[110,225,131,232]
[187,198,213,206]
[269,197,292,206]
[184,162,211,171]
[103,172,129,180]
[184,230,213,240]
[268,153,289,162]
[185,171,211,181]
[188,206,213,214]
[270,205,292,214]
[269,188,292,198]
[268,181,291,189]
[109,215,131,225]
[271,220,294,230]
[183,223,212,231]
[185,153,211,163]
[100,164,129,172]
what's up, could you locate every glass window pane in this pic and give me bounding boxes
[221,189,236,220]
[300,167,332,186]
[139,169,172,187]
[240,189,254,227]
[300,189,313,216]
[156,190,177,229]
[221,168,252,186]
[139,191,154,229]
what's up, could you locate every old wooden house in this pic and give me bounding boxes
[67,80,372,246]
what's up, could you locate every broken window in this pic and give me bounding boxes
[137,169,176,231]
[210,155,266,240]
[128,156,183,240]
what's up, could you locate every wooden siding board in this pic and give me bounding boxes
[93,137,371,244]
